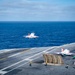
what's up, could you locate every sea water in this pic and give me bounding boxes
[0,21,75,50]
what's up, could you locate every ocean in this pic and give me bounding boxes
[0,22,75,50]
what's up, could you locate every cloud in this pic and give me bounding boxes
[0,0,75,21]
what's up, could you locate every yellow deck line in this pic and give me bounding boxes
[0,57,7,60]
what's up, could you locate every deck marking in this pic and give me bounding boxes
[0,49,33,61]
[0,70,7,75]
[1,47,55,75]
[7,48,35,58]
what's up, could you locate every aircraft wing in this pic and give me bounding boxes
[55,52,74,56]
[55,52,61,54]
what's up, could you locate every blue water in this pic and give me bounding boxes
[0,22,75,50]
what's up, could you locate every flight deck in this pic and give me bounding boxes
[0,43,75,75]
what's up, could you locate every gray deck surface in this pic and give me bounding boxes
[0,43,75,75]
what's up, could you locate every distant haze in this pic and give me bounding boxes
[0,0,75,21]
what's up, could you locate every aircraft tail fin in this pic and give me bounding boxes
[61,48,64,52]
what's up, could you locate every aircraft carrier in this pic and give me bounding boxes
[0,43,75,75]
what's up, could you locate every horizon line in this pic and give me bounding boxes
[0,21,75,22]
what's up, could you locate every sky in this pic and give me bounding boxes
[0,0,75,21]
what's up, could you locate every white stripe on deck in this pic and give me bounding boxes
[1,47,54,74]
[8,48,35,58]
[0,70,7,75]
[8,53,21,58]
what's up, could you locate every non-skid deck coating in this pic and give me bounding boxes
[0,43,75,75]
